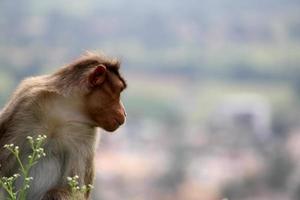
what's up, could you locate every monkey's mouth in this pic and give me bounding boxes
[101,117,125,132]
[114,117,125,126]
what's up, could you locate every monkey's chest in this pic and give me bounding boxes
[25,155,62,199]
[26,124,97,199]
[26,146,94,200]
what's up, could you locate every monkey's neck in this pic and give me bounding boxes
[44,95,95,128]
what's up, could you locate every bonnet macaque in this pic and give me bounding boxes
[0,52,127,200]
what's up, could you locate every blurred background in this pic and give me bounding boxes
[1,0,300,199]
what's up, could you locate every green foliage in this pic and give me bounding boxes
[67,175,93,196]
[0,135,93,200]
[0,135,47,200]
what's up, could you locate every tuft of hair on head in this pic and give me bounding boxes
[51,51,121,96]
[82,51,120,68]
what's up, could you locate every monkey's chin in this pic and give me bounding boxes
[101,124,121,132]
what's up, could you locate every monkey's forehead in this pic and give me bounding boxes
[81,51,120,67]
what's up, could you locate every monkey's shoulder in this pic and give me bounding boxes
[15,76,59,98]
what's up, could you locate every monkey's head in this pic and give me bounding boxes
[84,62,127,132]
[54,53,127,132]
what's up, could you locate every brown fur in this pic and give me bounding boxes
[0,52,127,200]
[42,187,71,200]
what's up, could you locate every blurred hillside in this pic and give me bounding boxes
[1,0,300,200]
[1,0,300,80]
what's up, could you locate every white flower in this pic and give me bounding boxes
[25,177,33,181]
[13,174,20,178]
[26,136,33,140]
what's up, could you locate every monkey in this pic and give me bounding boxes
[0,52,127,200]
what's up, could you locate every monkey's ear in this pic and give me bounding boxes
[89,65,107,87]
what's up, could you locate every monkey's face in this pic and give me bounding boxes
[85,65,127,132]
